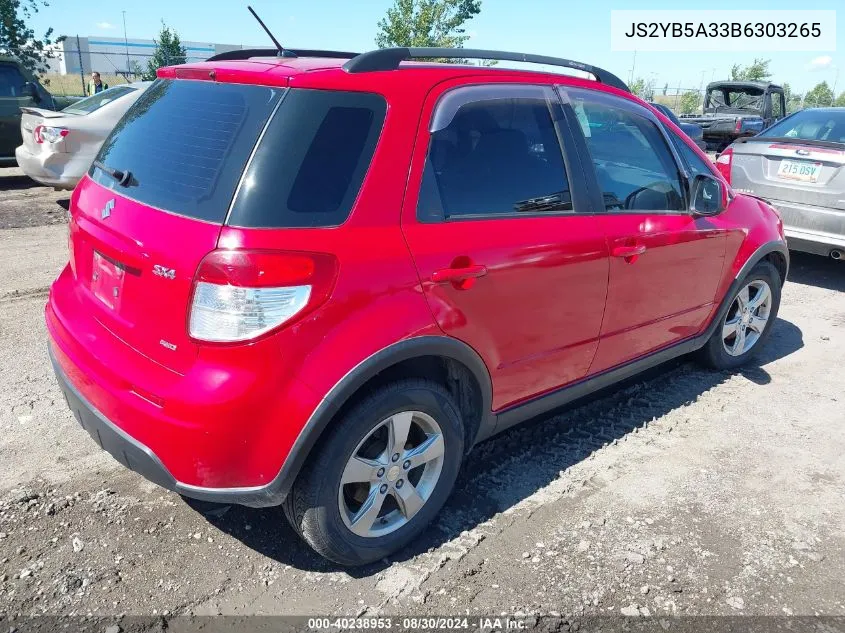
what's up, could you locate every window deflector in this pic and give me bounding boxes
[430,84,552,133]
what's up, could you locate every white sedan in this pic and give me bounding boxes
[15,82,150,189]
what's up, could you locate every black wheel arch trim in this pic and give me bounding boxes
[248,335,494,506]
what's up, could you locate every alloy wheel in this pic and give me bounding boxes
[722,279,772,357]
[338,410,445,538]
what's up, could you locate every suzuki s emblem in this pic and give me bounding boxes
[795,149,811,156]
[152,265,176,280]
[101,199,114,220]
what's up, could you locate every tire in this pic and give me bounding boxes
[698,260,781,370]
[283,379,464,566]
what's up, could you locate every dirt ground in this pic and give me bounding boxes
[1,166,844,624]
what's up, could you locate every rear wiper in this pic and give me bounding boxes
[93,160,133,187]
[514,191,573,213]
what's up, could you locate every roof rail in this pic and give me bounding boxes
[342,47,629,92]
[206,48,359,62]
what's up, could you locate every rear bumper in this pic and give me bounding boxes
[14,144,89,189]
[50,345,291,507]
[47,265,326,506]
[767,198,845,256]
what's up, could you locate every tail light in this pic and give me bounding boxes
[34,125,69,144]
[715,147,733,184]
[188,250,338,343]
[735,119,743,133]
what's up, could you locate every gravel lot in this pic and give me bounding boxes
[1,166,844,622]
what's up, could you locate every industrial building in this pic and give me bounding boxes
[47,36,257,76]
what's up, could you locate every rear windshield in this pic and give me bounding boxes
[228,89,386,228]
[89,79,284,223]
[63,85,137,115]
[760,109,845,143]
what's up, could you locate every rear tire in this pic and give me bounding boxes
[698,260,781,370]
[284,379,464,566]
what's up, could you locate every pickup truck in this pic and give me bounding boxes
[679,80,786,152]
[1,56,82,166]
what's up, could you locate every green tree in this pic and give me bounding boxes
[375,0,481,49]
[730,58,771,82]
[834,92,845,107]
[0,0,62,74]
[629,77,654,100]
[803,81,834,107]
[142,21,186,81]
[679,90,701,115]
[782,82,803,113]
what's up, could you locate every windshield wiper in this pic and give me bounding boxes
[93,160,132,187]
[514,191,573,213]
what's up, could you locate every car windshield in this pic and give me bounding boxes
[759,109,845,143]
[62,85,137,115]
[707,86,764,112]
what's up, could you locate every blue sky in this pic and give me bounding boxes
[31,0,843,94]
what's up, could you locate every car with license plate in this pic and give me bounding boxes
[15,82,151,189]
[47,45,788,565]
[716,107,845,259]
[0,55,82,165]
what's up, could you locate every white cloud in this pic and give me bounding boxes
[808,55,834,71]
[95,21,116,30]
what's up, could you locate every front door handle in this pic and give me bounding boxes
[611,244,647,258]
[431,264,488,283]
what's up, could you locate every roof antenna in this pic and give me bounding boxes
[247,5,297,58]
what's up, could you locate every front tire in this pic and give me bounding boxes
[284,379,464,566]
[699,260,781,370]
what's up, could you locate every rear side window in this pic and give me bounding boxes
[228,89,386,228]
[90,79,283,223]
[63,85,136,115]
[0,64,26,97]
[418,89,571,220]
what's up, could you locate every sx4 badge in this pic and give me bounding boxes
[152,265,176,280]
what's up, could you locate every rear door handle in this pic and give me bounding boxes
[431,264,488,283]
[611,244,647,258]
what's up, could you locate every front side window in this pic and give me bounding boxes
[666,129,715,179]
[568,88,685,212]
[418,87,572,220]
[0,64,26,97]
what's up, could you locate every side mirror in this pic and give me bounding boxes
[20,82,41,103]
[690,174,727,216]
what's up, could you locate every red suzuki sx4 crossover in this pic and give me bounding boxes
[46,47,788,565]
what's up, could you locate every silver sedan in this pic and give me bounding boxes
[724,107,845,260]
[15,82,150,190]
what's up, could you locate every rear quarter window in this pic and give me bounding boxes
[227,89,387,228]
[89,79,283,223]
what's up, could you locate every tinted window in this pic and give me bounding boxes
[760,109,845,143]
[229,89,386,228]
[667,129,716,178]
[90,79,283,223]
[0,64,26,97]
[63,85,136,115]
[569,89,684,212]
[418,94,571,220]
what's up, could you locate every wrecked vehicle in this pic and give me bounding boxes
[680,81,786,151]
